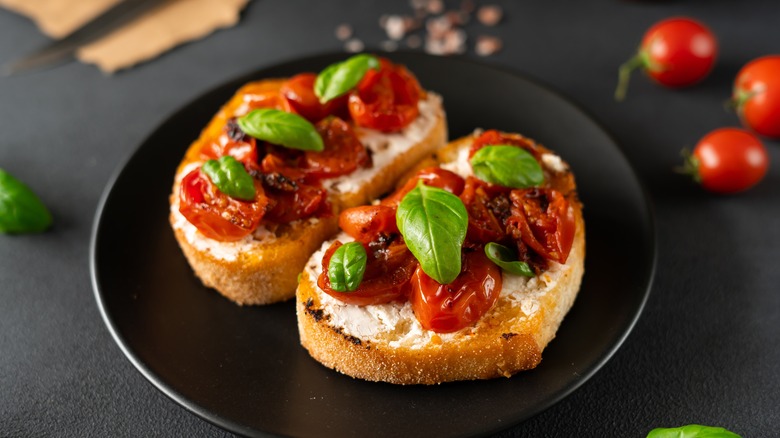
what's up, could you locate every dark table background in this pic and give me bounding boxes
[1,1,778,436]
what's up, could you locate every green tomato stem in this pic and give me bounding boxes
[615,52,647,102]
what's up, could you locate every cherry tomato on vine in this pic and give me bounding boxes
[731,55,780,138]
[680,128,769,194]
[615,17,717,101]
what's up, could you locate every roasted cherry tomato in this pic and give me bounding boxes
[281,73,348,122]
[732,55,780,138]
[460,177,509,244]
[348,59,423,132]
[179,168,267,241]
[682,128,769,194]
[410,249,502,333]
[382,167,465,206]
[318,240,417,306]
[240,84,294,114]
[263,184,329,223]
[469,129,540,160]
[303,117,370,178]
[200,119,259,166]
[506,188,575,264]
[615,17,717,100]
[339,205,399,243]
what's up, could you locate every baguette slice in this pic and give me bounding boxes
[296,132,585,384]
[170,79,447,305]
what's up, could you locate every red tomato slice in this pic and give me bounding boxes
[348,59,423,132]
[318,240,417,306]
[382,167,465,206]
[178,168,267,241]
[303,117,370,179]
[338,205,399,243]
[506,188,575,264]
[281,73,348,122]
[410,249,502,333]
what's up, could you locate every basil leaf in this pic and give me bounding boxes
[314,54,380,103]
[0,168,52,234]
[647,424,741,438]
[484,242,534,277]
[397,182,468,285]
[328,242,368,292]
[201,156,256,201]
[470,145,544,188]
[237,109,324,151]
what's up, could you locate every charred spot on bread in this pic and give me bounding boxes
[501,333,517,340]
[304,298,328,322]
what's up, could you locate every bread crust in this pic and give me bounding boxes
[296,132,585,384]
[170,79,446,305]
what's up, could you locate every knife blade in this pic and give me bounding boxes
[3,0,165,75]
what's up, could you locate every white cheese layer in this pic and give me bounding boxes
[170,93,442,261]
[310,146,571,350]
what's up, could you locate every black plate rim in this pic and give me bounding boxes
[90,51,657,438]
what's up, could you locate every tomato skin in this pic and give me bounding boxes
[733,56,780,138]
[506,188,575,264]
[318,240,417,306]
[410,250,502,333]
[339,205,399,243]
[178,168,268,241]
[303,117,370,179]
[641,17,717,87]
[240,86,294,114]
[459,177,510,244]
[382,167,465,206]
[469,129,540,160]
[348,59,423,132]
[281,73,348,122]
[200,119,259,166]
[691,128,769,194]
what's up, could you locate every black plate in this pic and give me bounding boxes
[91,53,655,438]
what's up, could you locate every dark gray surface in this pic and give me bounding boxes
[0,1,777,437]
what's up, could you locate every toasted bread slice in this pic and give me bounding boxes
[169,80,447,305]
[296,132,584,384]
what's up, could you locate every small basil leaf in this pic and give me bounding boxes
[201,156,256,201]
[314,54,380,103]
[647,424,741,438]
[397,182,468,285]
[470,145,544,188]
[237,109,324,151]
[0,168,52,234]
[328,242,368,292]
[484,242,534,277]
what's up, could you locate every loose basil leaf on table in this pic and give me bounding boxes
[201,156,256,201]
[237,108,324,152]
[397,182,468,285]
[484,242,534,277]
[647,424,741,438]
[314,54,380,104]
[0,168,52,234]
[470,145,544,188]
[328,242,368,292]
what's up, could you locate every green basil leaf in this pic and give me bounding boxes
[647,424,741,438]
[397,182,468,284]
[314,54,380,103]
[0,168,52,234]
[470,145,544,188]
[237,109,324,151]
[328,242,368,292]
[484,242,534,277]
[201,156,256,201]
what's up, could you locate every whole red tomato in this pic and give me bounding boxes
[616,17,717,101]
[732,55,780,138]
[681,128,769,194]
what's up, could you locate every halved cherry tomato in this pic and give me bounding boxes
[615,17,717,100]
[281,73,348,122]
[469,129,540,160]
[685,128,769,194]
[382,167,465,206]
[348,59,423,132]
[732,55,780,139]
[318,240,417,306]
[303,117,370,179]
[200,119,259,166]
[506,188,575,264]
[179,168,267,241]
[339,205,399,243]
[410,249,502,333]
[263,184,329,223]
[460,177,509,244]
[239,86,294,114]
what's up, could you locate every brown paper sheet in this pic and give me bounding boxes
[0,0,249,73]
